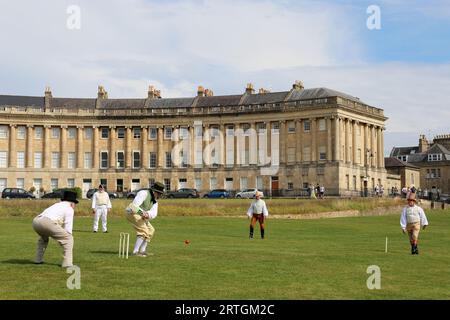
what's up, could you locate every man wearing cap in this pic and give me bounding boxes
[32,190,78,267]
[91,184,112,233]
[246,191,269,239]
[126,182,165,257]
[400,193,429,255]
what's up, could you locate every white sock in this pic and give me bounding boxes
[133,237,144,254]
[139,241,148,253]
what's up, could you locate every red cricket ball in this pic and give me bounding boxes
[184,240,190,244]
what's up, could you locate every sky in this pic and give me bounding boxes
[0,0,449,155]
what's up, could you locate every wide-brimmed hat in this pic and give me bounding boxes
[61,190,79,204]
[255,191,263,197]
[151,181,165,194]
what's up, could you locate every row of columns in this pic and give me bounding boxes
[4,119,385,170]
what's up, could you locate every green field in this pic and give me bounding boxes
[1,203,449,300]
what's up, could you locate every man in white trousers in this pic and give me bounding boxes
[92,184,112,233]
[32,190,78,267]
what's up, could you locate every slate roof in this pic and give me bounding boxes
[390,146,420,157]
[287,87,361,103]
[0,95,44,107]
[384,157,420,169]
[51,98,96,109]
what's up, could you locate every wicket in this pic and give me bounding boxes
[119,232,130,259]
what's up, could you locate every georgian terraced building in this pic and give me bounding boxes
[0,82,387,198]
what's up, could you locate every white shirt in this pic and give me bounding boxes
[247,199,269,218]
[133,190,158,220]
[91,191,112,209]
[400,205,429,229]
[38,201,74,234]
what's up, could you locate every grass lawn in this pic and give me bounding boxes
[1,208,449,300]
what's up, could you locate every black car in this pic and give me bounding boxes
[86,188,118,199]
[165,188,199,199]
[41,191,63,199]
[126,188,152,199]
[1,188,35,199]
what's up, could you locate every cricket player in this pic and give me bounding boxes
[247,191,269,239]
[32,190,78,267]
[400,192,429,255]
[125,182,165,257]
[91,184,112,233]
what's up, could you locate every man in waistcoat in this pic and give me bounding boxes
[126,182,165,257]
[400,193,429,255]
[91,184,112,233]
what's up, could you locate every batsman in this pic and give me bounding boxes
[125,182,165,257]
[246,191,269,239]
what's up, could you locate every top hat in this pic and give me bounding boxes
[407,193,417,202]
[151,181,165,194]
[61,190,79,204]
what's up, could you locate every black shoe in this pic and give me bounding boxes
[103,231,108,233]
[93,231,97,233]
[415,247,419,255]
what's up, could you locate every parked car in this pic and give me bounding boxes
[126,188,152,199]
[165,188,199,199]
[41,190,63,199]
[1,188,35,199]
[235,189,264,199]
[86,188,119,199]
[203,189,231,199]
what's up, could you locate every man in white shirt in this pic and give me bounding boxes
[91,184,112,233]
[125,182,165,257]
[246,191,269,239]
[32,190,78,267]
[400,193,429,255]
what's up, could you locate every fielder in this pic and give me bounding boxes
[125,182,165,257]
[91,184,112,233]
[247,191,269,239]
[400,193,429,255]
[32,190,78,267]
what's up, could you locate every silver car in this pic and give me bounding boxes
[235,189,264,199]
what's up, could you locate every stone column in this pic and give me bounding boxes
[371,125,376,168]
[77,126,84,169]
[26,125,34,168]
[220,124,226,166]
[9,125,16,168]
[60,126,67,169]
[203,124,211,166]
[235,123,242,166]
[109,126,116,168]
[93,126,99,169]
[125,126,132,169]
[173,126,180,167]
[380,127,385,167]
[189,125,194,167]
[142,126,148,169]
[344,118,350,163]
[279,121,286,164]
[44,125,51,168]
[377,126,383,168]
[157,126,164,168]
[311,118,317,162]
[326,118,332,162]
[296,120,302,163]
[352,121,358,164]
[333,117,340,161]
[250,122,257,165]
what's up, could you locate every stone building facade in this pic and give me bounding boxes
[0,82,387,198]
[390,134,450,194]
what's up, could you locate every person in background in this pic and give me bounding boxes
[92,184,112,233]
[400,193,429,255]
[247,191,269,239]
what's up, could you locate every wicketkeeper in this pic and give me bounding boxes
[400,192,429,255]
[247,191,269,239]
[125,182,165,257]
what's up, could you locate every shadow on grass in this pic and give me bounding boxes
[1,259,60,266]
[73,229,95,233]
[90,250,118,255]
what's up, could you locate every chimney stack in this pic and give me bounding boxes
[245,83,255,94]
[148,85,161,99]
[44,86,52,110]
[258,88,270,94]
[418,134,429,153]
[97,85,108,99]
[197,86,205,97]
[292,80,304,90]
[204,88,214,97]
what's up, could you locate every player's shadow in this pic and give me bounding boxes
[90,250,118,255]
[73,229,95,233]
[1,259,60,266]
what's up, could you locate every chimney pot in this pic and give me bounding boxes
[246,83,255,94]
[292,80,304,90]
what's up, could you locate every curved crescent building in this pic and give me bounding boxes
[0,81,387,198]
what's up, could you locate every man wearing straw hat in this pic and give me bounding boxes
[400,192,429,255]
[125,182,165,257]
[246,191,269,239]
